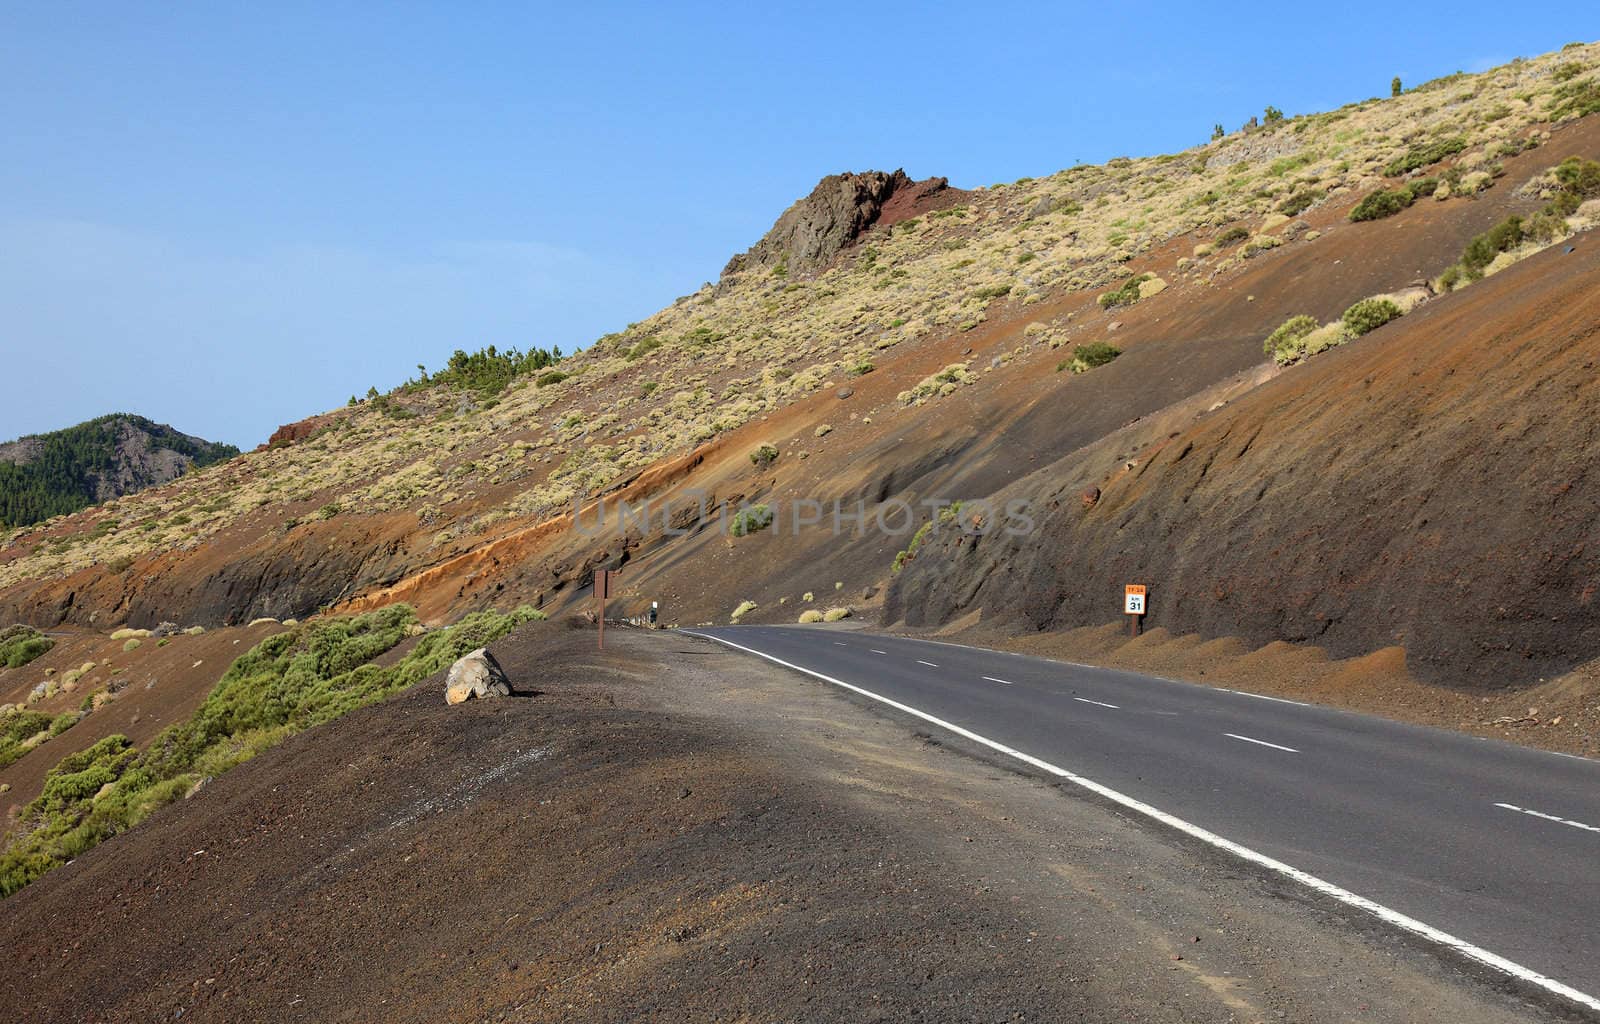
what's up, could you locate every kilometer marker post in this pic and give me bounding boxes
[1125,584,1147,637]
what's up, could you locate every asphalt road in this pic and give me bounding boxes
[683,625,1600,1015]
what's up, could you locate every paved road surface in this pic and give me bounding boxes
[683,625,1600,1015]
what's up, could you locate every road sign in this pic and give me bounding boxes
[1124,584,1147,616]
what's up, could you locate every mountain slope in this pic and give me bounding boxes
[0,42,1596,696]
[0,415,239,528]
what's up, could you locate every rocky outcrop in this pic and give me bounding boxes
[445,648,511,705]
[721,170,953,281]
[264,412,342,450]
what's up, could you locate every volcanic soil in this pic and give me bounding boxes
[0,624,1559,1023]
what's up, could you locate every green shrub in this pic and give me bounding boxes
[1214,226,1250,247]
[0,626,53,669]
[822,607,852,622]
[1457,216,1525,279]
[749,444,779,470]
[1069,341,1122,373]
[1549,77,1600,120]
[847,360,875,377]
[535,370,569,388]
[0,709,55,770]
[0,603,543,897]
[1097,274,1153,309]
[730,600,758,623]
[1342,298,1403,336]
[1278,190,1322,216]
[122,638,141,652]
[1553,62,1584,83]
[1350,187,1414,222]
[625,337,663,362]
[798,610,824,623]
[1264,315,1320,363]
[729,504,773,537]
[1384,136,1466,177]
[970,283,1013,301]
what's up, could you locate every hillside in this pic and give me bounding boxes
[1,42,1598,697]
[0,414,239,528]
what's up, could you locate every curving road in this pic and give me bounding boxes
[682,624,1600,1016]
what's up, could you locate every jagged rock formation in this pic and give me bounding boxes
[0,415,238,527]
[721,169,952,281]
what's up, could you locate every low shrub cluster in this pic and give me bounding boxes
[1097,273,1154,309]
[1383,136,1466,177]
[1263,315,1320,363]
[1436,157,1600,290]
[749,444,779,470]
[1342,298,1403,336]
[1278,190,1322,216]
[1059,341,1122,374]
[729,504,773,537]
[0,603,543,897]
[1550,75,1600,120]
[1214,226,1250,247]
[1349,178,1436,222]
[0,625,52,669]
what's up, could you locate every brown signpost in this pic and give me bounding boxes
[596,570,619,650]
[1124,584,1147,636]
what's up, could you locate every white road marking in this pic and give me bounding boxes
[1073,697,1120,709]
[917,660,939,668]
[982,676,1015,686]
[1225,733,1299,753]
[1495,802,1600,835]
[834,642,847,646]
[1223,688,1312,707]
[677,630,1600,1015]
[870,649,887,655]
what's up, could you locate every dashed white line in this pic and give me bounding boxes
[1224,733,1299,753]
[834,642,847,646]
[1495,802,1600,835]
[680,629,1600,1014]
[1073,697,1120,709]
[916,660,939,668]
[870,649,887,655]
[982,676,1014,686]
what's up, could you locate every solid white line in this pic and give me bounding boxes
[982,676,1015,686]
[1223,688,1312,708]
[1225,733,1299,753]
[1074,697,1120,709]
[680,628,1600,1014]
[1495,802,1600,835]
[917,660,939,668]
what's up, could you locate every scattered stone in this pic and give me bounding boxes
[1081,487,1101,509]
[445,648,512,705]
[836,387,854,400]
[152,621,180,638]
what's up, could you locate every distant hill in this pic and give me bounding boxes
[0,415,239,527]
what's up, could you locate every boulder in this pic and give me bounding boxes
[445,648,511,705]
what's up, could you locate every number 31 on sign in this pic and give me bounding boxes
[1124,584,1147,616]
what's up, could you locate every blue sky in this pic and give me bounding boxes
[0,3,1583,447]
